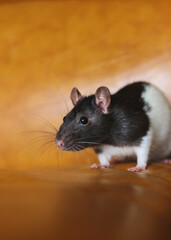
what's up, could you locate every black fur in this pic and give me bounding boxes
[94,146,103,154]
[56,82,151,151]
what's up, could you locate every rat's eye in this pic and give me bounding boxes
[79,116,88,125]
[63,116,66,122]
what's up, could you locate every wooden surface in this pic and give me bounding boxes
[0,0,171,239]
[0,164,170,240]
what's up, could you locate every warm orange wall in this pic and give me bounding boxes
[1,0,171,169]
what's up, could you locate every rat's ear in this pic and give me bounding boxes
[70,87,83,106]
[95,86,111,114]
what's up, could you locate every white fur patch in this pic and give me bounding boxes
[101,145,135,157]
[97,145,136,166]
[142,84,171,159]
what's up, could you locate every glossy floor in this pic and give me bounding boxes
[0,163,170,240]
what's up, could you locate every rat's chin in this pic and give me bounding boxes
[57,146,84,152]
[62,146,86,152]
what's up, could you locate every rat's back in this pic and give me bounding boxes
[142,83,171,160]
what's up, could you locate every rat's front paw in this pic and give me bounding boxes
[128,166,146,172]
[91,163,109,169]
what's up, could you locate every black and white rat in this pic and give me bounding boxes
[55,81,171,172]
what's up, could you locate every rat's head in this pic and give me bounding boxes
[55,86,111,151]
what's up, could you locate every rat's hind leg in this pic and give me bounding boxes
[161,159,171,164]
[161,147,171,164]
[128,130,152,172]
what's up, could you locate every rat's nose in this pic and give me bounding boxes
[55,139,65,148]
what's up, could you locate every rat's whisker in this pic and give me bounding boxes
[28,113,58,132]
[76,136,101,141]
[73,146,78,151]
[22,130,56,136]
[30,135,55,142]
[77,141,101,145]
[75,144,85,151]
[64,143,75,150]
[58,91,70,114]
[47,143,57,155]
[31,137,55,144]
[38,141,57,156]
[39,140,56,150]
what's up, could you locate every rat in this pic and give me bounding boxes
[55,81,171,172]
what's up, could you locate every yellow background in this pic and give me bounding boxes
[1,0,171,169]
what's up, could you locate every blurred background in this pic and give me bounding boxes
[1,0,171,169]
[0,0,171,240]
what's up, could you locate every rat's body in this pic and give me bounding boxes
[56,82,171,172]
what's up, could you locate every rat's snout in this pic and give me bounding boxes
[55,139,65,149]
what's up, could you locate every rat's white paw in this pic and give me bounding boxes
[128,166,146,172]
[91,163,109,169]
[161,159,171,164]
